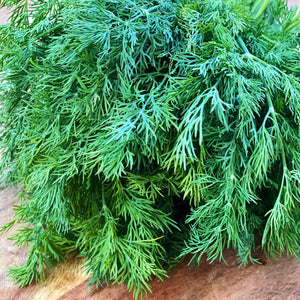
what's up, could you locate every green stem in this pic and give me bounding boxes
[243,52,299,86]
[251,0,264,14]
[262,93,289,247]
[252,0,272,19]
[237,36,250,54]
[265,91,287,170]
[285,17,300,32]
[35,23,65,39]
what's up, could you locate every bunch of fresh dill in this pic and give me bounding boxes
[0,0,299,298]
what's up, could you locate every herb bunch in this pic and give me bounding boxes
[0,0,299,298]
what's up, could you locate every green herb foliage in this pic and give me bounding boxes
[0,0,299,298]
